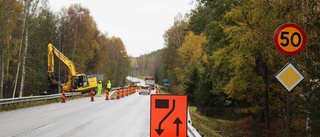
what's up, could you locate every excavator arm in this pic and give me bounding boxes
[47,43,97,94]
[47,43,78,92]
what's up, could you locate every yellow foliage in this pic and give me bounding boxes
[176,31,206,83]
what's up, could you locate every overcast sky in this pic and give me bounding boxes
[48,0,195,57]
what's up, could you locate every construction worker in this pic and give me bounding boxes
[97,81,102,97]
[107,80,112,92]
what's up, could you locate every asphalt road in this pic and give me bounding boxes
[0,77,152,137]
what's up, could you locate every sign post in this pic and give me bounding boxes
[274,23,306,137]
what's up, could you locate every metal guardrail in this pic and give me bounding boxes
[0,87,124,106]
[187,109,202,137]
[0,92,81,106]
[188,122,202,137]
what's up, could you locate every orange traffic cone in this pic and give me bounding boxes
[61,90,66,103]
[90,90,95,102]
[126,88,129,96]
[116,89,120,99]
[105,89,109,100]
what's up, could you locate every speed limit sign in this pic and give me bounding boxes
[274,23,306,56]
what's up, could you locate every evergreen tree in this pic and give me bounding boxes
[184,67,199,105]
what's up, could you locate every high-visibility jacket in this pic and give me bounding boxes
[98,83,102,91]
[107,82,111,89]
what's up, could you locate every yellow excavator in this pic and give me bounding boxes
[47,43,97,94]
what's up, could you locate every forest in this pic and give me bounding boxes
[2,0,320,136]
[149,0,320,136]
[0,0,131,98]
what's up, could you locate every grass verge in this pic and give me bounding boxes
[189,106,237,137]
[158,87,237,136]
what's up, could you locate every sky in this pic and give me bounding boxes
[48,0,195,57]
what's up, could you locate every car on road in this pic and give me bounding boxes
[139,85,150,95]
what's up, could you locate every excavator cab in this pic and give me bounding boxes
[72,74,89,89]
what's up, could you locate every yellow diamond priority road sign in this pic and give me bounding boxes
[276,62,304,92]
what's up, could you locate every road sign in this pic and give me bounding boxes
[275,62,304,92]
[274,23,306,56]
[150,95,187,137]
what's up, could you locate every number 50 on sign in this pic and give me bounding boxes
[274,23,306,56]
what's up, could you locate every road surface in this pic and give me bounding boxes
[0,77,152,137]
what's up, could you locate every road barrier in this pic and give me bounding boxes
[121,89,124,98]
[105,86,139,100]
[90,90,95,102]
[105,90,109,100]
[187,122,202,137]
[156,87,159,94]
[187,109,202,137]
[0,86,137,107]
[0,85,138,109]
[116,89,120,99]
[126,88,129,96]
[61,90,66,103]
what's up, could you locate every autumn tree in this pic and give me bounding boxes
[95,32,111,83]
[0,0,23,98]
[134,49,163,85]
[176,31,205,87]
[186,0,235,116]
[0,1,130,98]
[292,0,320,135]
[25,2,56,96]
[8,0,52,97]
[207,0,320,135]
[59,4,98,74]
[106,36,129,86]
[161,15,188,93]
[173,31,206,104]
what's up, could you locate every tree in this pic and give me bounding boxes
[294,0,320,135]
[187,0,234,116]
[176,31,205,87]
[26,3,56,95]
[59,4,99,73]
[107,36,128,86]
[161,15,188,93]
[13,0,43,97]
[0,1,131,98]
[184,66,199,105]
[0,0,23,98]
[95,32,111,83]
[218,0,319,134]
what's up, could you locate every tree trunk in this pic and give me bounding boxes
[0,0,6,99]
[264,62,270,132]
[0,59,3,98]
[19,28,28,97]
[12,2,27,98]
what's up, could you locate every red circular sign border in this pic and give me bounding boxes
[273,23,306,56]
